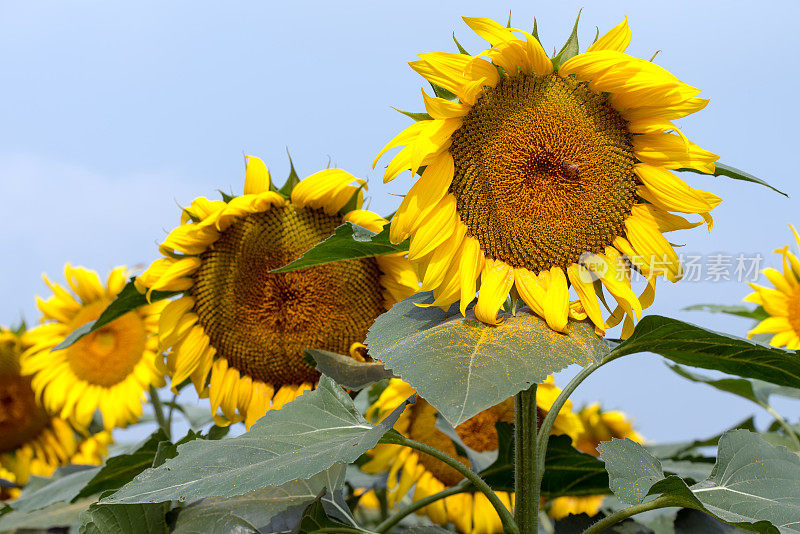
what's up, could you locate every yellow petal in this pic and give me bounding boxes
[408,194,458,260]
[474,259,514,325]
[459,236,485,315]
[587,16,631,53]
[244,155,270,195]
[291,169,366,215]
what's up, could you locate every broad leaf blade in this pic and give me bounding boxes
[679,163,788,197]
[306,349,395,390]
[607,316,800,390]
[172,465,348,534]
[79,502,171,534]
[53,279,179,350]
[597,439,666,505]
[366,292,608,426]
[104,377,411,504]
[11,465,101,513]
[271,223,409,273]
[683,304,768,322]
[0,498,95,532]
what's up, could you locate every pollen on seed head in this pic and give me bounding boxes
[449,73,637,272]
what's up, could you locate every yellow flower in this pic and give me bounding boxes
[375,16,720,336]
[361,378,583,533]
[136,156,419,429]
[548,402,643,520]
[745,225,800,349]
[21,266,166,431]
[1,328,111,500]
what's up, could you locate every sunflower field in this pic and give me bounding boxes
[1,7,799,534]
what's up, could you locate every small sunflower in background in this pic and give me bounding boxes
[547,403,643,520]
[375,16,720,336]
[21,265,166,432]
[745,225,800,349]
[0,328,111,500]
[360,378,583,533]
[136,156,419,429]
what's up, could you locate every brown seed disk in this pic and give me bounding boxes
[192,205,386,386]
[449,73,637,272]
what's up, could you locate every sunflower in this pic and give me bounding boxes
[136,156,419,429]
[21,265,166,431]
[360,378,583,533]
[375,16,721,336]
[1,328,111,500]
[745,225,800,349]
[547,403,643,520]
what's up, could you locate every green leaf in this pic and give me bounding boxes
[673,508,752,533]
[366,292,608,426]
[599,430,800,533]
[172,465,350,534]
[0,498,95,532]
[678,163,788,197]
[669,365,800,407]
[103,376,412,504]
[270,223,409,273]
[479,427,610,498]
[79,502,171,534]
[306,349,395,390]
[647,416,756,461]
[607,316,800,391]
[551,10,581,69]
[394,108,434,122]
[453,32,469,55]
[683,304,768,322]
[293,491,358,534]
[53,279,180,350]
[278,149,302,197]
[10,465,101,513]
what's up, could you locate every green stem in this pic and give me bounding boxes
[581,495,678,534]
[373,481,467,533]
[535,358,608,488]
[514,384,538,534]
[149,386,170,440]
[166,393,178,432]
[762,403,800,451]
[381,432,519,534]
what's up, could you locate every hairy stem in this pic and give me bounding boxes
[514,384,539,534]
[380,432,519,534]
[149,385,170,440]
[762,403,800,451]
[581,495,678,534]
[373,482,467,533]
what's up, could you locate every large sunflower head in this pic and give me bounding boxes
[547,403,643,520]
[1,328,111,499]
[360,378,583,533]
[136,156,419,429]
[21,266,166,432]
[375,16,721,337]
[745,225,800,349]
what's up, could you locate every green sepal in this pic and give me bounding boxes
[217,189,235,203]
[431,82,459,102]
[453,32,469,55]
[278,149,302,197]
[678,162,788,197]
[531,18,540,42]
[551,10,582,70]
[337,183,367,217]
[394,107,433,122]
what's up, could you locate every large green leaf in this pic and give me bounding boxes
[171,465,349,534]
[104,376,411,504]
[683,304,768,322]
[79,502,171,534]
[0,498,95,532]
[679,163,788,197]
[53,279,179,350]
[306,349,395,390]
[10,466,101,513]
[646,416,757,461]
[598,430,800,533]
[669,365,800,407]
[607,316,800,390]
[293,491,362,534]
[366,292,608,426]
[271,223,409,273]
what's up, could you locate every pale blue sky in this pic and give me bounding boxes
[1,1,798,443]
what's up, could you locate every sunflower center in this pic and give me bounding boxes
[789,286,800,336]
[449,73,637,272]
[0,373,50,453]
[192,205,386,386]
[65,301,148,387]
[407,399,513,487]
